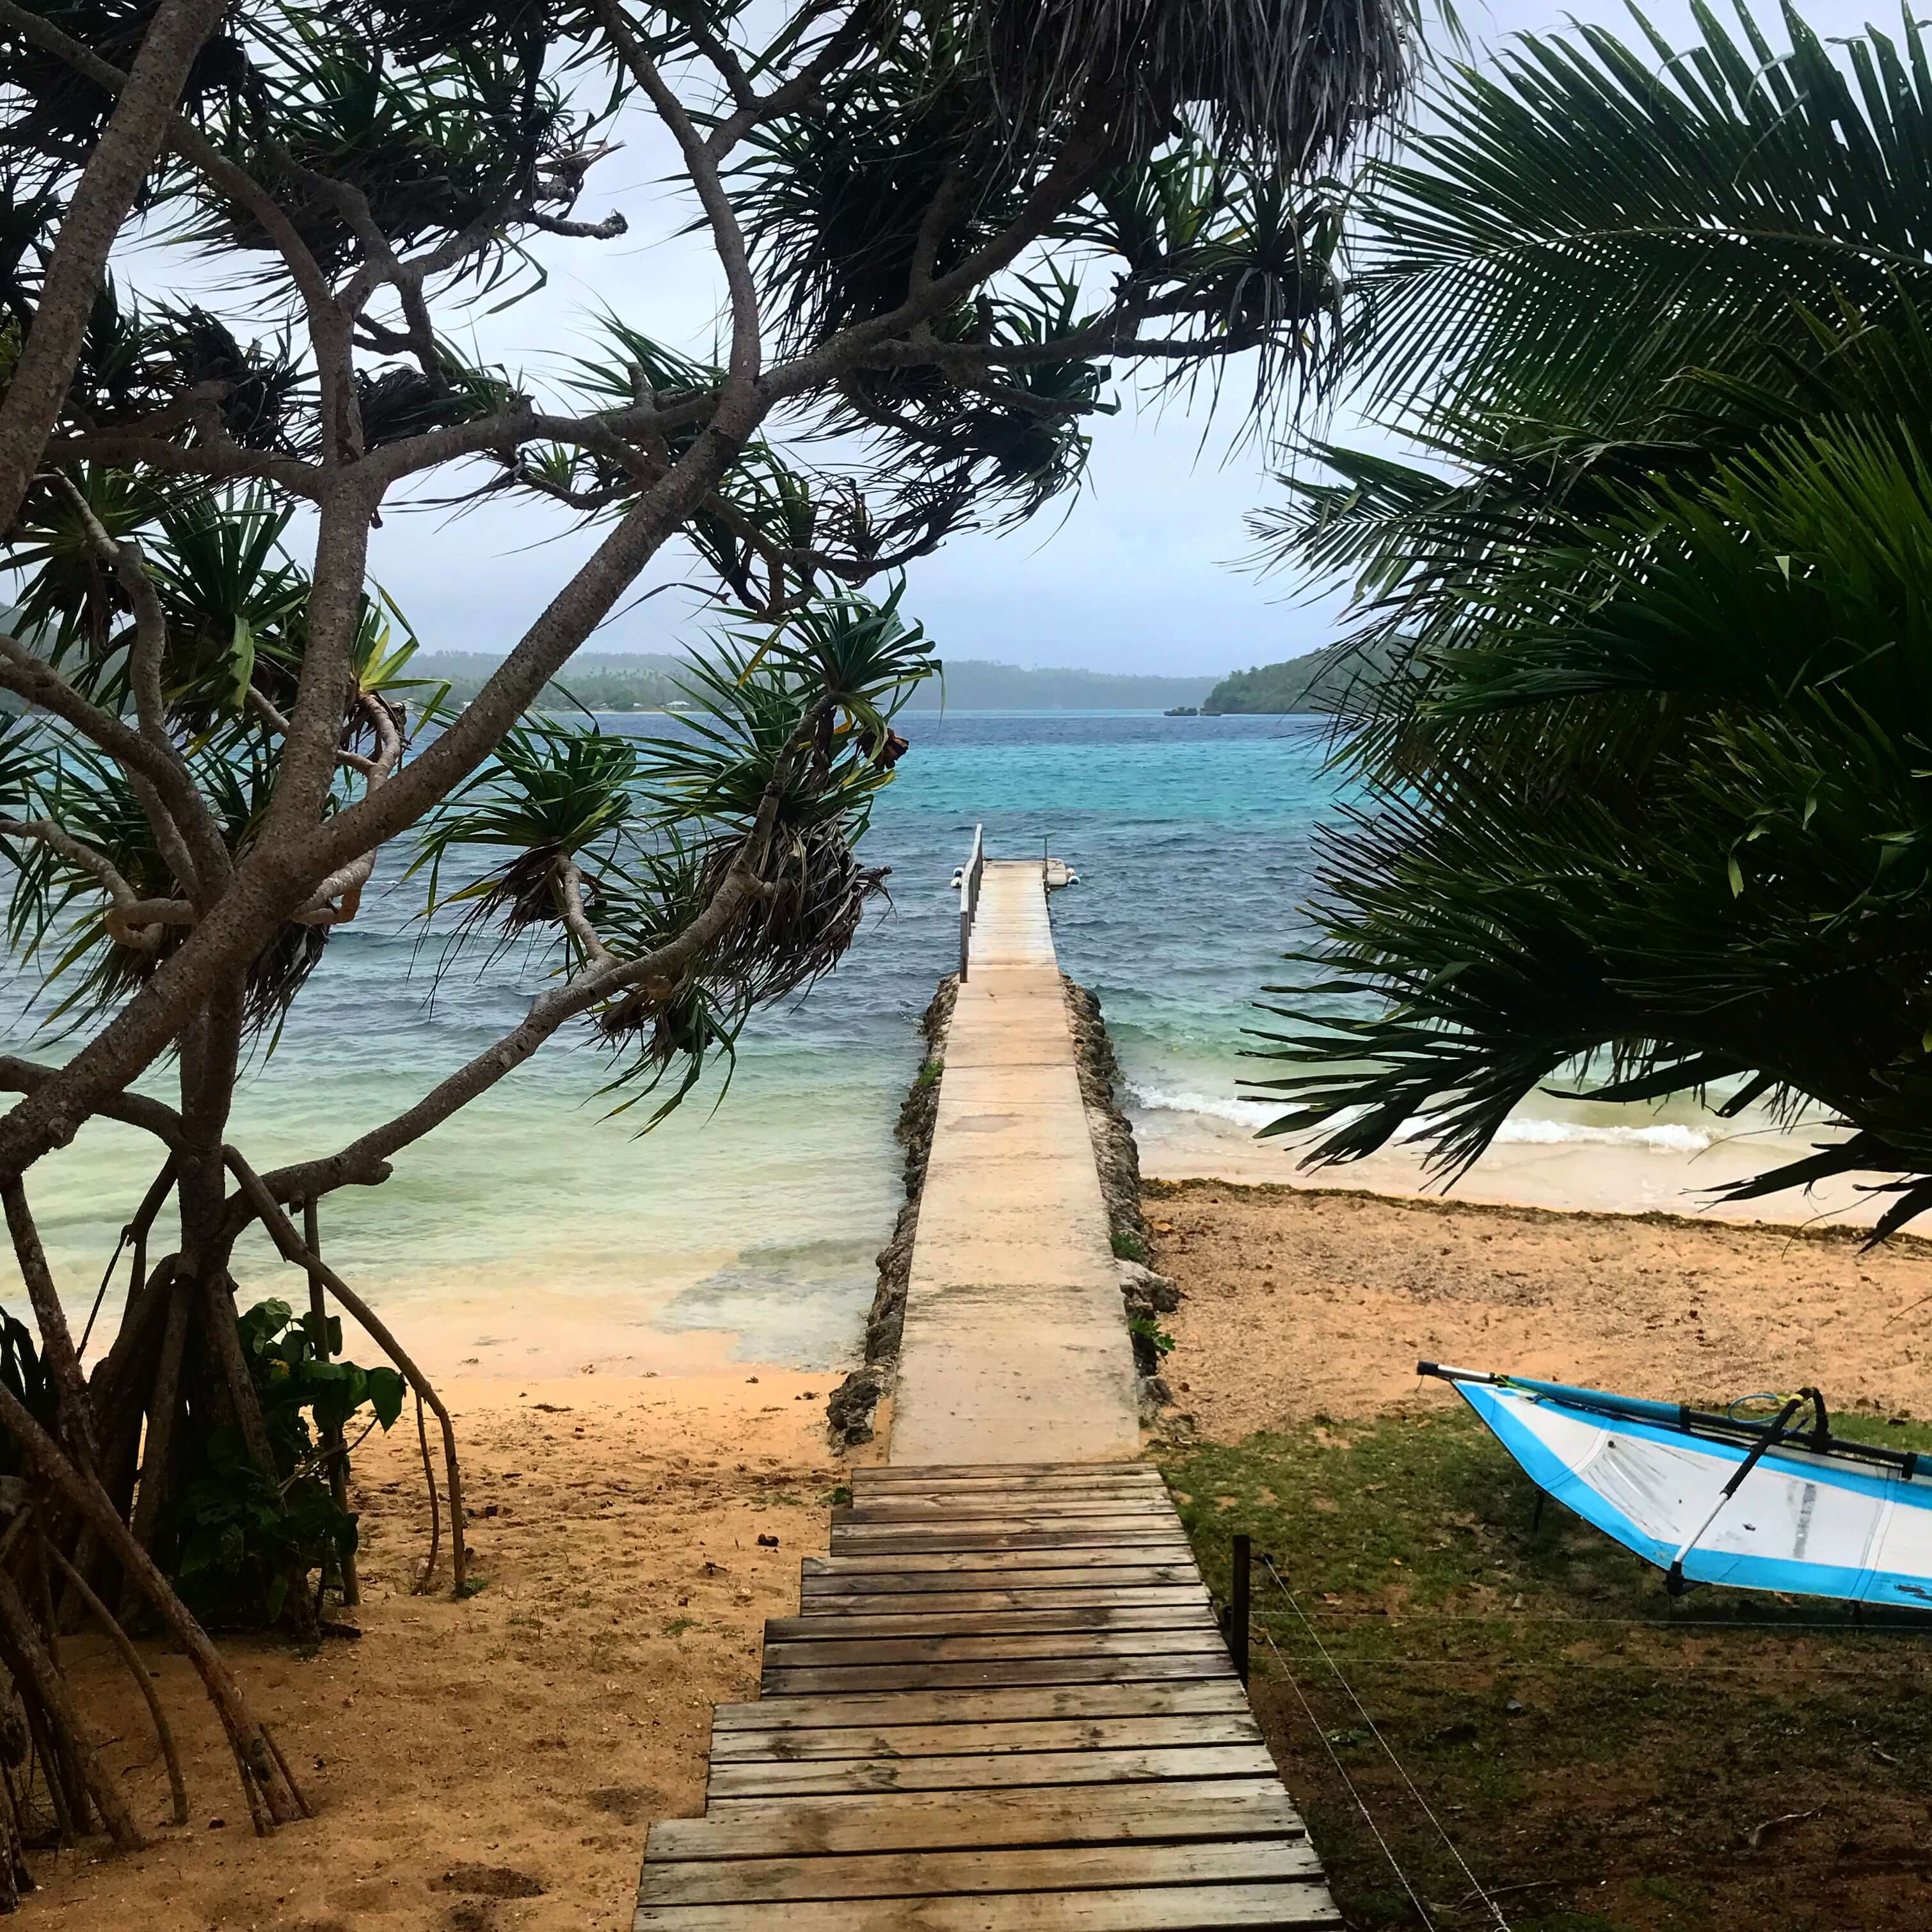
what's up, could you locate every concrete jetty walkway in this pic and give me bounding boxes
[631,852,1341,1929]
[889,861,1141,1467]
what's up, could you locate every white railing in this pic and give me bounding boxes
[957,823,985,981]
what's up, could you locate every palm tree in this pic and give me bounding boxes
[1248,1,1932,1235]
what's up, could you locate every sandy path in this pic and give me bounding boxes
[17,1368,854,1932]
[1147,1179,1932,1441]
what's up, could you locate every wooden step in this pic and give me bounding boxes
[836,1499,1178,1524]
[764,1630,1230,1669]
[712,1681,1255,1732]
[831,1525,1191,1553]
[797,1585,1213,1617]
[802,1561,1203,1594]
[709,1712,1264,1764]
[637,1880,1339,1928]
[850,1462,1155,1483]
[647,1780,1302,1860]
[843,1483,1169,1503]
[807,1549,1196,1578]
[637,1837,1321,1908]
[764,1651,1236,1697]
[766,1604,1217,1642]
[708,1743,1280,1800]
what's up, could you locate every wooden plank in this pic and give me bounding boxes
[708,1712,1263,1764]
[644,1779,1300,1860]
[766,1604,1217,1642]
[850,1476,1159,1491]
[838,1499,1178,1524]
[797,1585,1213,1618]
[637,1838,1320,1908]
[833,1521,1186,1545]
[852,1462,1153,1483]
[843,1492,1169,1512]
[763,1654,1235,1696]
[807,1548,1196,1574]
[802,1560,1202,1592]
[848,1481,1168,1504]
[637,1881,1338,1929]
[712,1681,1253,1732]
[827,1529,1192,1556]
[858,1476,1159,1491]
[763,1631,1231,1668]
[708,1743,1279,1800]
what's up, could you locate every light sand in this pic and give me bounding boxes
[18,1368,856,1932]
[26,1170,1932,1928]
[1148,1178,1932,1440]
[1135,1097,1887,1227]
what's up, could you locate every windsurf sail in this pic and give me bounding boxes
[1420,1361,1932,1607]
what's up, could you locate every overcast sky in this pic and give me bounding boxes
[344,0,1890,678]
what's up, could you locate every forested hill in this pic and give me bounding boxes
[1202,640,1387,713]
[901,662,1216,708]
[412,651,1220,712]
[413,650,688,712]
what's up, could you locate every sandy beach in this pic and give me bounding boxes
[1146,1177,1932,1438]
[18,1369,856,1932]
[15,1170,1932,1929]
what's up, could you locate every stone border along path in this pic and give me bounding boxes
[634,859,1340,1929]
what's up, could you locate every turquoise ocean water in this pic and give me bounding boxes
[0,712,1810,1373]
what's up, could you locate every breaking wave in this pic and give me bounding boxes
[1129,1084,1712,1154]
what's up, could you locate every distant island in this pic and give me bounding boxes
[902,663,1218,710]
[1202,639,1387,714]
[412,651,1222,712]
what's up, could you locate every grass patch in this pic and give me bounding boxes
[1161,1410,1932,1931]
[1110,1228,1149,1263]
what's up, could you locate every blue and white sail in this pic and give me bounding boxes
[1421,1364,1932,1607]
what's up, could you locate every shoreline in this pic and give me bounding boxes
[1145,1170,1932,1253]
[1133,1098,1887,1231]
[1146,1176,1932,1441]
[244,1122,1912,1403]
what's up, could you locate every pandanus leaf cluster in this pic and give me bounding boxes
[417,588,932,1118]
[0,0,1418,1868]
[1249,0,1932,1232]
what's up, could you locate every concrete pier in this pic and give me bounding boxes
[632,856,1341,1932]
[887,861,1141,1467]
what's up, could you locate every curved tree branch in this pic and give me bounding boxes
[0,0,233,534]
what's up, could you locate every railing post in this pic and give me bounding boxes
[958,824,983,984]
[1229,1533,1251,1684]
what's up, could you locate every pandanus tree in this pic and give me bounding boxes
[0,0,1417,1883]
[1248,1,1932,1235]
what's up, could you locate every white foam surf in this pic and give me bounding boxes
[1129,1083,1712,1154]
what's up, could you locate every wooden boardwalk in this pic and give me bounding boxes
[635,1462,1339,1929]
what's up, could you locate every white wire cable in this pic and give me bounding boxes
[1253,1613,1442,1932]
[1263,1553,1513,1932]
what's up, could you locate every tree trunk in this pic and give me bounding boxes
[303,1198,358,1607]
[47,1544,188,1826]
[0,1381,307,1829]
[0,1567,141,1849]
